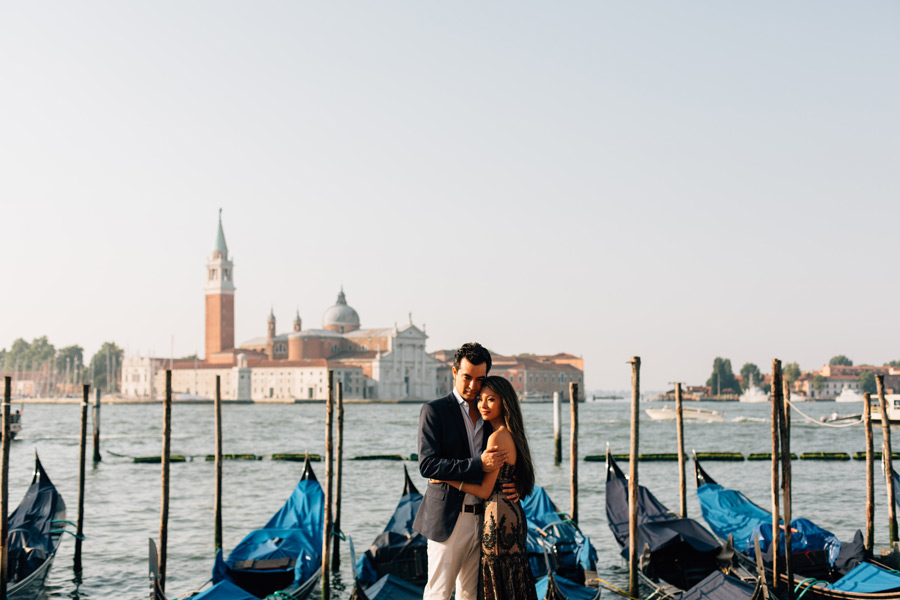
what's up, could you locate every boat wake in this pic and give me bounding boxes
[729,416,768,423]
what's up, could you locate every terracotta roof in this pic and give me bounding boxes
[328,351,379,361]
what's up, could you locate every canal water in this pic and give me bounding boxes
[9,399,887,598]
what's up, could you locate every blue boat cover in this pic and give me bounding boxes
[8,455,66,587]
[363,574,425,600]
[696,482,840,564]
[829,562,900,594]
[535,574,599,600]
[213,478,324,588]
[680,571,757,600]
[521,486,598,581]
[189,580,261,600]
[356,490,425,586]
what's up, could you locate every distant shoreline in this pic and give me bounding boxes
[10,397,429,405]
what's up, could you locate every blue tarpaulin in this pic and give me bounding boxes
[189,581,261,600]
[696,482,840,565]
[362,574,425,600]
[521,486,598,581]
[829,562,900,594]
[212,477,324,591]
[535,574,599,600]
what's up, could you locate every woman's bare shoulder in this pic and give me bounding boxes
[488,428,514,449]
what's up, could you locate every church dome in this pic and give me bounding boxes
[323,288,360,333]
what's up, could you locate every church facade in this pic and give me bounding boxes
[132,212,448,401]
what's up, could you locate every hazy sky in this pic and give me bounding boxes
[2,2,898,390]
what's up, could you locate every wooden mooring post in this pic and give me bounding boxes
[627,357,641,599]
[158,370,173,592]
[75,384,89,572]
[92,387,101,463]
[321,371,334,600]
[1,377,11,599]
[332,381,344,572]
[675,382,686,517]
[863,392,874,553]
[780,376,793,600]
[877,375,898,543]
[569,382,578,523]
[553,391,561,466]
[770,359,782,593]
[214,375,223,552]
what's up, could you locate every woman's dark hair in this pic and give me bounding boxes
[453,342,492,374]
[482,376,535,498]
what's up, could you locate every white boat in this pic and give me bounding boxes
[870,394,900,423]
[738,387,768,403]
[644,405,724,422]
[835,388,863,403]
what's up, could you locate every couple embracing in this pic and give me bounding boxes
[413,342,537,600]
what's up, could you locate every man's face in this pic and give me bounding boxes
[453,358,487,403]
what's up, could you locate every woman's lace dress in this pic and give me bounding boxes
[481,463,537,600]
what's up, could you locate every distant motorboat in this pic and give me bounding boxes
[871,394,900,424]
[738,387,768,403]
[645,405,724,422]
[821,411,861,423]
[835,388,863,403]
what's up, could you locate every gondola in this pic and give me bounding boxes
[521,482,598,584]
[351,465,427,600]
[693,455,900,599]
[350,465,601,600]
[605,448,761,600]
[7,452,68,599]
[153,456,324,600]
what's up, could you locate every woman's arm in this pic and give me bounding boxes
[432,432,513,499]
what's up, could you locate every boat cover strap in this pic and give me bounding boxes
[233,557,296,570]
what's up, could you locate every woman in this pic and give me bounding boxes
[431,376,537,600]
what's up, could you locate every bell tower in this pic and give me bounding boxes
[205,209,235,360]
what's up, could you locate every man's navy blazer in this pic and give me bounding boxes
[412,393,492,542]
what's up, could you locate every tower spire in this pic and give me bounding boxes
[214,208,228,257]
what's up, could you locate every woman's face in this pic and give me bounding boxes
[478,387,503,422]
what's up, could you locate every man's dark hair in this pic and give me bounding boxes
[453,342,492,374]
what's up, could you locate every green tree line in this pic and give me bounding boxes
[1,337,123,394]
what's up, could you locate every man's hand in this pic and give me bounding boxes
[502,481,519,502]
[481,445,508,472]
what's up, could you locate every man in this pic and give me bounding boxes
[413,342,513,600]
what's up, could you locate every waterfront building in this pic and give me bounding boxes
[120,356,168,399]
[430,350,585,401]
[134,212,447,401]
[793,364,900,398]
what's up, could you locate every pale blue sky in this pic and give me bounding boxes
[2,2,898,390]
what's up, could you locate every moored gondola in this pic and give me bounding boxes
[156,456,324,600]
[693,455,900,600]
[605,447,761,600]
[7,452,68,599]
[351,465,427,600]
[350,465,601,600]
